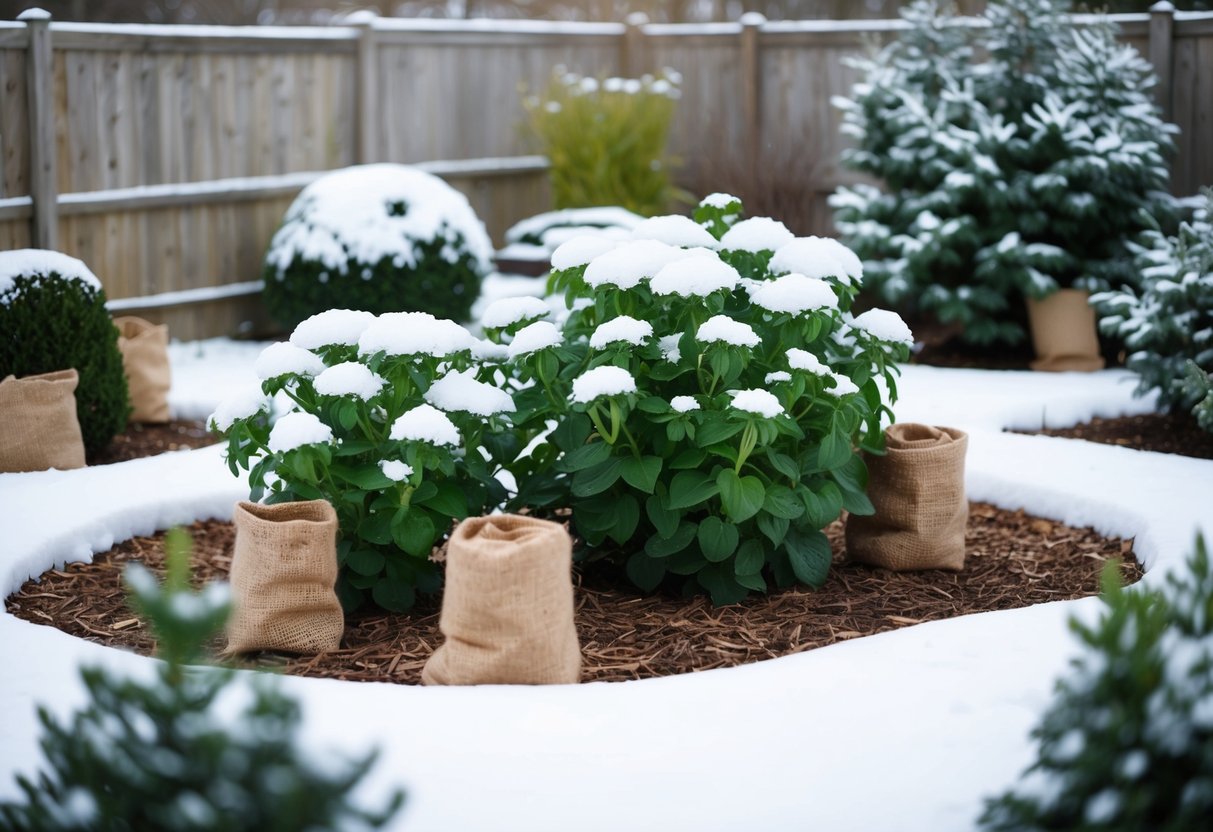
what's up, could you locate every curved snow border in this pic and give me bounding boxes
[2,362,1210,832]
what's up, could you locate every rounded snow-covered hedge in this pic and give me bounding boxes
[0,249,128,457]
[262,164,493,330]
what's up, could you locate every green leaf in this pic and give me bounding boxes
[359,511,394,546]
[333,464,394,491]
[372,578,416,612]
[636,395,668,414]
[607,494,640,545]
[557,439,611,473]
[346,548,385,577]
[801,481,844,527]
[626,551,666,592]
[697,565,749,605]
[757,513,789,548]
[817,429,852,471]
[571,457,624,497]
[697,516,739,562]
[768,451,800,482]
[762,484,804,520]
[644,522,697,558]
[695,419,745,447]
[551,413,592,452]
[785,528,832,587]
[667,470,720,510]
[336,399,360,431]
[621,455,663,494]
[734,539,765,576]
[717,469,765,523]
[645,493,681,539]
[736,572,767,592]
[841,488,876,517]
[415,480,469,519]
[669,447,707,469]
[392,508,437,557]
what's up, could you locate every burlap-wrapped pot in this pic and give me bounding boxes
[423,515,581,686]
[1026,289,1105,373]
[846,423,969,571]
[0,369,86,473]
[226,499,344,655]
[113,316,171,423]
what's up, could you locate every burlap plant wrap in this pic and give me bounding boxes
[1026,289,1105,373]
[113,315,172,423]
[226,499,344,655]
[846,423,969,572]
[0,369,86,473]
[422,515,581,686]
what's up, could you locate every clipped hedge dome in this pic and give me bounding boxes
[0,249,128,457]
[262,164,494,329]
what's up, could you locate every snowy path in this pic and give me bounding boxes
[2,347,1210,831]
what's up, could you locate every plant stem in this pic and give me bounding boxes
[734,422,758,474]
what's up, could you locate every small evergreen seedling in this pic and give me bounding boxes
[0,528,404,832]
[980,535,1213,831]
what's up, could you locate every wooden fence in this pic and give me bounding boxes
[0,7,1210,339]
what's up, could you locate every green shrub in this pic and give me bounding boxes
[262,163,493,330]
[211,308,515,611]
[980,534,1213,831]
[0,249,128,457]
[831,0,1176,345]
[523,67,685,216]
[499,196,910,604]
[1094,193,1213,429]
[0,528,404,831]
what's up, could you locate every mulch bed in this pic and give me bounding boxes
[6,504,1140,685]
[91,420,219,465]
[1013,411,1213,460]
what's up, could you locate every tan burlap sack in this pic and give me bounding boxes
[846,423,969,571]
[1026,289,1105,373]
[422,515,581,686]
[0,370,86,473]
[226,499,344,655]
[114,316,171,423]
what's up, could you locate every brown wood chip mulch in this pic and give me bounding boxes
[6,504,1140,685]
[1014,411,1213,461]
[91,420,219,466]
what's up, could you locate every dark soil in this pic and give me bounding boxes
[6,504,1140,685]
[92,420,219,465]
[1015,411,1213,460]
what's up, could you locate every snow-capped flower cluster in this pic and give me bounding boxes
[590,316,653,349]
[208,389,270,433]
[314,362,385,400]
[729,389,784,418]
[697,315,761,348]
[851,308,914,345]
[670,395,700,413]
[480,296,551,330]
[267,412,333,453]
[379,459,414,482]
[507,321,563,359]
[290,308,375,350]
[650,252,740,297]
[571,366,637,403]
[358,312,475,358]
[749,273,839,315]
[389,403,461,446]
[255,342,326,381]
[424,368,514,417]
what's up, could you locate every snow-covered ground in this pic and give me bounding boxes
[2,309,1210,830]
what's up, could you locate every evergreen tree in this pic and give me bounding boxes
[832,0,1176,345]
[0,529,404,832]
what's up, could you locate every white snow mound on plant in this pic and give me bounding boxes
[389,403,460,447]
[766,371,792,384]
[670,395,700,413]
[358,312,475,358]
[480,296,551,330]
[650,251,740,297]
[630,215,718,249]
[697,315,761,348]
[507,321,563,359]
[719,217,795,253]
[379,459,413,482]
[255,342,326,380]
[541,225,629,251]
[589,316,653,349]
[583,240,690,290]
[313,362,385,400]
[658,333,682,363]
[424,368,514,416]
[824,372,860,397]
[853,308,914,344]
[550,235,620,271]
[749,273,839,315]
[771,236,863,285]
[264,164,492,278]
[503,206,643,244]
[571,365,636,403]
[471,339,509,363]
[208,389,270,433]
[729,388,784,417]
[267,411,333,453]
[700,192,740,209]
[787,347,831,376]
[290,309,376,349]
[0,249,102,299]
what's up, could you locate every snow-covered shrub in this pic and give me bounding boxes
[262,164,493,330]
[831,0,1176,345]
[498,196,910,604]
[980,534,1213,831]
[0,528,403,831]
[1094,193,1213,428]
[211,309,515,611]
[523,67,685,216]
[0,249,128,457]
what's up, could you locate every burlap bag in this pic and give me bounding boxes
[0,370,86,473]
[226,500,344,654]
[1026,290,1105,373]
[114,316,172,423]
[846,423,969,571]
[422,515,581,685]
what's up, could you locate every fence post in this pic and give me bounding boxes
[1148,1,1175,123]
[351,11,380,164]
[20,7,58,251]
[621,12,648,78]
[739,12,765,166]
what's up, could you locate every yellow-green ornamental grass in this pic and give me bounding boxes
[523,68,685,216]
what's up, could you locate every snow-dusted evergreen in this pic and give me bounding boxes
[261,164,492,330]
[831,0,1176,345]
[1095,193,1213,431]
[980,534,1213,831]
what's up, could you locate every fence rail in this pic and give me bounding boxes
[1,7,1210,339]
